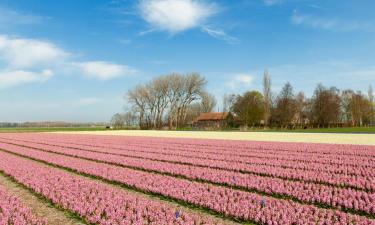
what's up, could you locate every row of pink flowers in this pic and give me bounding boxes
[1,139,373,193]
[0,143,373,224]
[0,151,223,225]
[2,141,374,215]
[0,185,46,225]
[5,136,373,178]
[13,133,375,157]
[2,134,373,170]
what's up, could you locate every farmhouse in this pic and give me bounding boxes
[193,112,233,129]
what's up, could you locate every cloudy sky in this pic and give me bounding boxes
[0,0,374,122]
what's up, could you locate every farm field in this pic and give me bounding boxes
[0,133,374,224]
[55,130,375,145]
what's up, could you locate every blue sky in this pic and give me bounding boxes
[0,0,374,122]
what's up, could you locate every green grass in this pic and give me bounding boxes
[0,126,108,133]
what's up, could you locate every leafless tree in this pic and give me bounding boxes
[123,111,137,127]
[223,94,236,112]
[127,85,148,129]
[369,85,374,125]
[126,73,208,129]
[262,70,272,127]
[111,113,125,129]
[168,73,207,128]
[295,91,306,127]
[341,89,373,126]
[200,92,217,113]
[341,89,355,125]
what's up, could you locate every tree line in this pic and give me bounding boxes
[227,71,374,129]
[112,72,374,129]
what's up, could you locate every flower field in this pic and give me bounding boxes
[0,185,46,225]
[0,133,374,224]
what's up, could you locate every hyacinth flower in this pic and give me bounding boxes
[260,199,266,208]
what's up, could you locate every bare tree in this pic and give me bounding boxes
[200,92,217,113]
[123,111,137,127]
[111,113,125,129]
[341,89,373,126]
[127,73,208,129]
[351,91,373,126]
[127,85,148,129]
[295,91,306,127]
[223,94,236,112]
[168,73,207,128]
[369,85,374,125]
[341,89,355,125]
[184,93,216,125]
[262,70,271,127]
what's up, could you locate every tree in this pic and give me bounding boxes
[341,90,372,126]
[231,91,264,127]
[123,111,137,127]
[350,91,372,126]
[126,73,209,129]
[273,82,297,128]
[295,91,306,127]
[167,73,207,128]
[127,85,148,129]
[182,92,217,125]
[341,89,355,125]
[262,70,272,127]
[369,85,374,125]
[310,84,341,127]
[199,92,217,113]
[111,113,125,129]
[223,93,236,112]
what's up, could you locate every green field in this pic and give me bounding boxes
[0,127,108,133]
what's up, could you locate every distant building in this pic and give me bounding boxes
[193,112,233,129]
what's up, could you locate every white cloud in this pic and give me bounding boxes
[291,11,337,30]
[0,35,67,69]
[202,26,239,44]
[74,61,137,80]
[0,69,53,89]
[228,73,254,89]
[0,35,137,88]
[291,10,374,32]
[138,0,218,34]
[137,0,239,43]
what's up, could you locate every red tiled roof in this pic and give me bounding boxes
[196,112,230,121]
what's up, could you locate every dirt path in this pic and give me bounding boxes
[0,173,84,225]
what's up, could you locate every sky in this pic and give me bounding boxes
[0,0,374,122]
